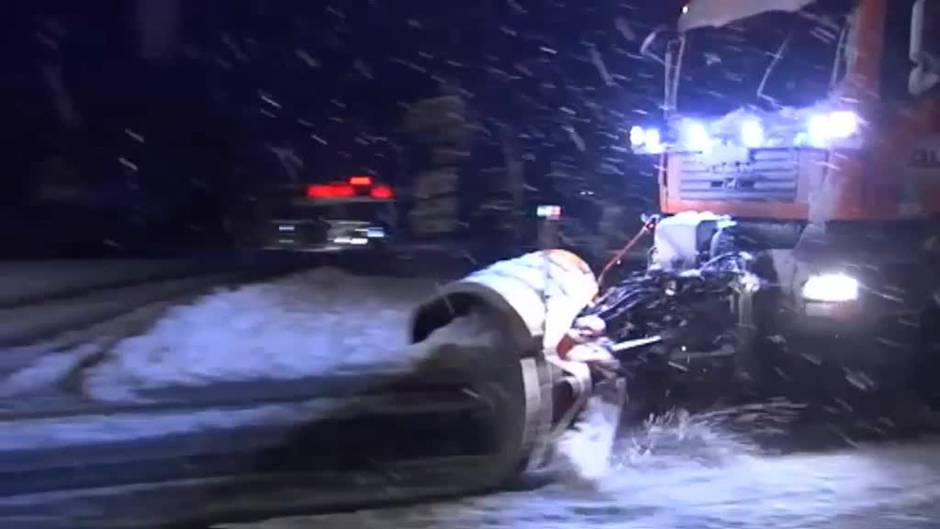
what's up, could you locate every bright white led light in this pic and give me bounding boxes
[681,120,711,152]
[802,273,859,303]
[630,126,646,147]
[740,119,764,148]
[645,128,664,154]
[807,111,860,147]
[829,111,860,138]
[807,114,831,147]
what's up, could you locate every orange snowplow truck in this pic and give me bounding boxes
[630,0,940,395]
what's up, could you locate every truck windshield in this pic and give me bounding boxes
[677,3,854,115]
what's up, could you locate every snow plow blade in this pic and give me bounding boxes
[410,250,599,475]
[0,251,599,528]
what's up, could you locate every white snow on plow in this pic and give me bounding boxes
[82,268,443,401]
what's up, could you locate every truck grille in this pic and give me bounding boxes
[676,149,816,202]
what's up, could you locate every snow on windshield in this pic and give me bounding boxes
[679,0,817,31]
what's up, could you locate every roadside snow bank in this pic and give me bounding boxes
[83,268,441,401]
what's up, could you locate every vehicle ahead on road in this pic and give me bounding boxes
[253,175,397,253]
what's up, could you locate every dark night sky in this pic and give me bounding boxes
[10,0,915,260]
[0,0,683,252]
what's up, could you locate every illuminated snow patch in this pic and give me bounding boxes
[82,268,441,401]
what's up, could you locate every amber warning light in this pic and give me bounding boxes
[349,175,374,186]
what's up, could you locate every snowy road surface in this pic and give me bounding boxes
[82,268,438,400]
[223,409,940,529]
[0,263,513,529]
[4,262,940,529]
[0,266,444,403]
[221,442,940,529]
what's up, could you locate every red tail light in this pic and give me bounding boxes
[306,184,356,199]
[349,175,374,186]
[370,185,394,200]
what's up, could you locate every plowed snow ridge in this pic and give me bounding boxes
[82,268,453,401]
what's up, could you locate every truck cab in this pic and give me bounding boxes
[633,0,940,224]
[630,0,940,397]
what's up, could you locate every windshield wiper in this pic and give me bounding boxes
[756,33,793,109]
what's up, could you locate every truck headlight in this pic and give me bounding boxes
[829,111,860,138]
[629,126,664,154]
[629,126,646,147]
[680,119,711,152]
[645,128,664,153]
[807,111,860,147]
[802,273,859,303]
[740,118,764,148]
